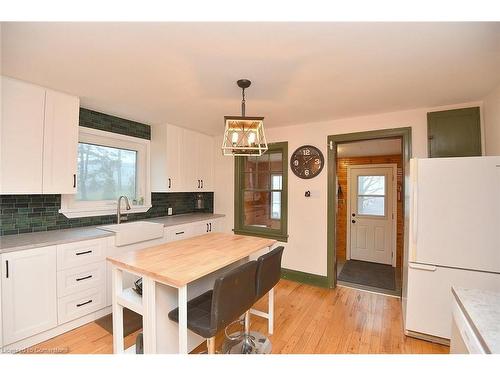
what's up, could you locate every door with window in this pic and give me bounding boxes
[348,166,395,265]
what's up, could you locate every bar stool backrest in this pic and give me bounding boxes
[255,246,284,300]
[210,260,258,333]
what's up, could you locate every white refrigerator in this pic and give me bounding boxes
[403,156,500,340]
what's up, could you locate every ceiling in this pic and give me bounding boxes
[337,139,401,157]
[2,22,500,135]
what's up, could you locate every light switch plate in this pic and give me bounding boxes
[167,207,173,216]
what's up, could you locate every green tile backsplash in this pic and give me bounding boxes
[0,192,214,236]
[79,108,151,140]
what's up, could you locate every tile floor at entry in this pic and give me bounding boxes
[25,279,447,354]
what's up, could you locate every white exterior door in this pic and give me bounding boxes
[1,247,58,345]
[349,166,395,265]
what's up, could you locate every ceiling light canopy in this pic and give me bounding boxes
[222,79,268,156]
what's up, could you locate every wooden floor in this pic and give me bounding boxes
[26,279,448,354]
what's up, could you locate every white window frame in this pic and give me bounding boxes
[60,127,151,218]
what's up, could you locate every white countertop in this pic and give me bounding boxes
[0,213,225,253]
[452,287,500,354]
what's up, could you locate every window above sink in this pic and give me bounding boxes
[60,127,151,218]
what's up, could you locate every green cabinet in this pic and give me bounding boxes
[427,107,482,158]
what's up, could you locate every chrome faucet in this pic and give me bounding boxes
[117,196,131,224]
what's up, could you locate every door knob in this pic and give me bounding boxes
[352,220,356,224]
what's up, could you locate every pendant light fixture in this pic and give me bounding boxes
[222,79,268,156]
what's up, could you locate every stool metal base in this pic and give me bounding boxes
[223,331,272,354]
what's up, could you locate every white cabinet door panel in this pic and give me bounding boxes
[406,263,500,339]
[1,77,45,194]
[42,89,80,194]
[1,247,57,345]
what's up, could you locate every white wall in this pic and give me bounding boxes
[213,101,483,276]
[483,84,500,156]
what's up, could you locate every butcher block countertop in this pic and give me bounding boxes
[106,232,276,287]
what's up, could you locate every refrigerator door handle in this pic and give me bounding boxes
[409,263,437,272]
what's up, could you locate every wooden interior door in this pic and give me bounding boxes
[349,166,394,265]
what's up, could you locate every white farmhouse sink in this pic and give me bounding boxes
[98,221,164,247]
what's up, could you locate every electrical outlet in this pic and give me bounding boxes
[167,207,173,216]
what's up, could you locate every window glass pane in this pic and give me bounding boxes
[244,172,256,189]
[271,174,282,190]
[358,175,385,196]
[243,191,281,230]
[270,152,283,172]
[245,157,258,172]
[257,173,270,190]
[77,143,137,201]
[357,196,385,216]
[257,153,270,172]
[271,191,281,219]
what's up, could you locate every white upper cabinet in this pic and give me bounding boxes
[0,76,80,194]
[151,123,183,192]
[1,77,46,194]
[196,132,214,191]
[43,89,80,194]
[151,124,214,192]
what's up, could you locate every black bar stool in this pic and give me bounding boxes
[224,246,285,354]
[168,260,258,354]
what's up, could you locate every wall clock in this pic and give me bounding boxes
[290,145,325,179]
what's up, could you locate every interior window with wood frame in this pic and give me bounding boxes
[234,142,288,242]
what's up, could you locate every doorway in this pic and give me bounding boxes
[326,128,411,296]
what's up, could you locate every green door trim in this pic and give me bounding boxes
[326,127,412,288]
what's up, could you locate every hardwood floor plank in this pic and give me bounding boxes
[24,279,449,354]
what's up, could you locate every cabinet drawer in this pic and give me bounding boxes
[57,239,105,270]
[57,262,105,297]
[57,287,106,324]
[166,225,193,242]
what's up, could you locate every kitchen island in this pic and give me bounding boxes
[107,232,276,354]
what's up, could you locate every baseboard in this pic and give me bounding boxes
[280,268,330,288]
[405,329,450,346]
[2,306,112,353]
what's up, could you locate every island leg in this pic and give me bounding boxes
[142,276,157,354]
[178,285,188,354]
[111,266,124,354]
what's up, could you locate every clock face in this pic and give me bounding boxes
[290,145,325,179]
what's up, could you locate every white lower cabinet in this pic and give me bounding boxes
[192,219,220,236]
[1,247,58,345]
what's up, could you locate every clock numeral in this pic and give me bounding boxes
[303,149,311,156]
[304,169,310,176]
[293,160,299,166]
[315,158,320,165]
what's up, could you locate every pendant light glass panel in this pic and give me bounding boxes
[222,116,268,156]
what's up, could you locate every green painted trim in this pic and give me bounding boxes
[233,229,288,243]
[234,142,289,242]
[327,127,412,289]
[280,268,329,288]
